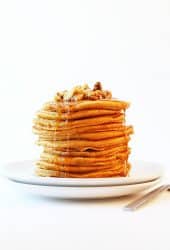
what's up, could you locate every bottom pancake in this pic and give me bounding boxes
[35,162,130,177]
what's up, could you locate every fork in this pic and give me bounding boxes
[124,184,170,211]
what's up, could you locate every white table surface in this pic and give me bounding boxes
[0,172,170,250]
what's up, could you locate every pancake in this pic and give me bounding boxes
[36,109,121,120]
[43,99,129,113]
[36,163,130,177]
[37,160,124,173]
[37,136,130,151]
[34,114,125,129]
[33,122,124,132]
[43,145,130,157]
[40,151,129,166]
[35,126,133,141]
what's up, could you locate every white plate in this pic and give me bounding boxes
[1,160,163,187]
[11,179,160,199]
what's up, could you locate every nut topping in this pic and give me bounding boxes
[54,82,112,102]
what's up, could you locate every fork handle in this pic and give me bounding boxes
[124,184,169,211]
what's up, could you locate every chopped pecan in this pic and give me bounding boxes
[55,92,63,101]
[93,82,102,91]
[104,90,112,99]
[72,93,85,101]
[63,88,75,101]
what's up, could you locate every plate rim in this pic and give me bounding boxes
[1,159,164,187]
[12,177,160,188]
[11,178,161,199]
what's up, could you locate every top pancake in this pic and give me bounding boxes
[43,99,130,113]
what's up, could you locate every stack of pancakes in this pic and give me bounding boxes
[33,83,133,178]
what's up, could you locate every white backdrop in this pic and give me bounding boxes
[0,0,170,167]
